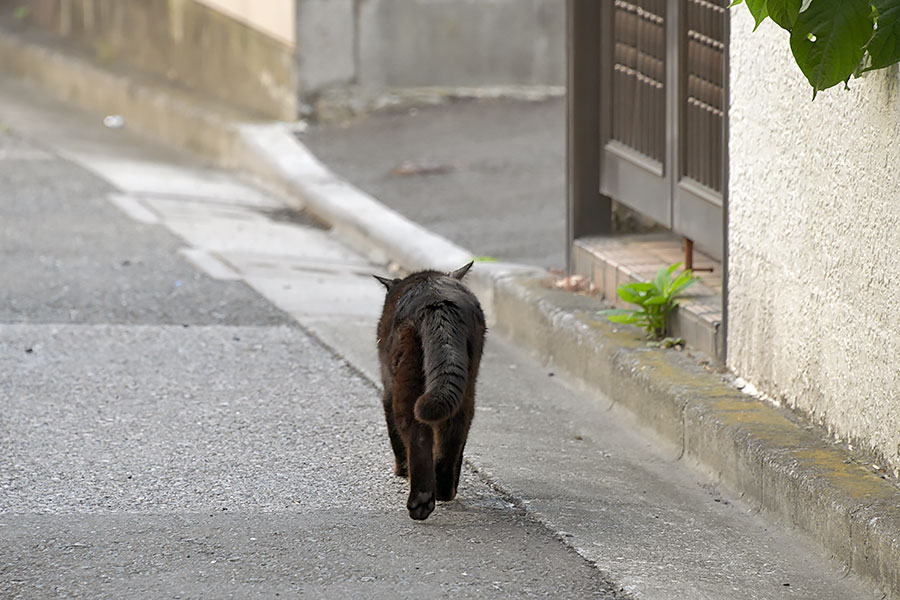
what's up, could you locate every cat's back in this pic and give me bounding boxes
[393,272,483,327]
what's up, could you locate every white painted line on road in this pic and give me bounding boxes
[177,247,242,281]
[106,192,160,224]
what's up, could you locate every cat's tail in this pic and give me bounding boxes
[414,302,470,424]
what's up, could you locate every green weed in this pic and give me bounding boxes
[604,262,698,340]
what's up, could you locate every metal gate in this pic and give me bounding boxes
[593,0,728,258]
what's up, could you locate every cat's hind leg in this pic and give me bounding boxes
[403,421,436,519]
[390,327,435,520]
[382,390,408,477]
[435,410,472,501]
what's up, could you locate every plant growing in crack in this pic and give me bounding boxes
[603,262,699,342]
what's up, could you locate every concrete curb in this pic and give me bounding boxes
[2,24,899,599]
[487,278,900,598]
[232,123,472,273]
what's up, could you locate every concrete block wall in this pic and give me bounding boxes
[356,0,564,89]
[296,0,356,94]
[296,0,565,98]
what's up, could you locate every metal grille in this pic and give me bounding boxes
[611,0,667,163]
[681,0,726,192]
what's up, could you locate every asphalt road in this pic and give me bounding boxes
[301,98,566,270]
[0,114,621,598]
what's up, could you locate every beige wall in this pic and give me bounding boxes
[728,9,900,471]
[18,0,298,118]
[193,0,295,46]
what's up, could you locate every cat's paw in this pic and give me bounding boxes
[407,490,435,520]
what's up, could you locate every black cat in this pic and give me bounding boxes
[374,262,486,520]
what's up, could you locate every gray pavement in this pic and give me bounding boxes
[2,321,613,598]
[0,76,879,599]
[301,98,566,269]
[0,87,621,599]
[0,134,288,328]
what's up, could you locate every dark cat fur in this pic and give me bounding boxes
[374,262,486,520]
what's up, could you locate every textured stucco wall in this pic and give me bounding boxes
[728,9,900,470]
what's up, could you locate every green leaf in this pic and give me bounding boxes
[607,313,639,324]
[668,268,691,285]
[662,263,685,294]
[626,282,654,293]
[866,0,900,70]
[767,0,802,30]
[790,0,875,96]
[616,286,646,305]
[652,267,670,295]
[745,0,770,29]
[644,296,668,306]
[670,279,699,299]
[669,271,700,297]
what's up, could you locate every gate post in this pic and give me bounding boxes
[566,0,612,274]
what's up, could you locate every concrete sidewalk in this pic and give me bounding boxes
[0,92,626,599]
[1,21,899,599]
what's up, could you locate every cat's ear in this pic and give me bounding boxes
[450,261,474,280]
[373,275,398,291]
